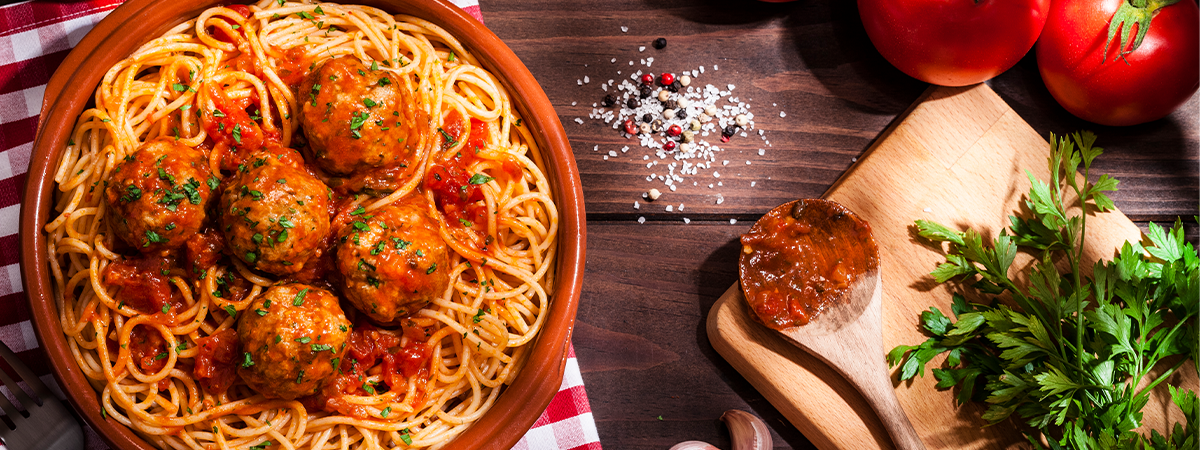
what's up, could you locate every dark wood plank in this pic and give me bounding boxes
[575,220,814,450]
[482,0,1196,223]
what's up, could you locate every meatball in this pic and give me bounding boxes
[299,56,425,180]
[336,196,449,324]
[237,283,351,400]
[220,147,331,275]
[105,139,217,253]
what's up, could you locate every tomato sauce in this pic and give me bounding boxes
[104,257,182,316]
[202,83,281,168]
[738,199,878,329]
[309,321,433,417]
[426,110,521,235]
[129,325,168,375]
[193,329,239,394]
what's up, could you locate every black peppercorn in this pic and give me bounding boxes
[663,100,678,110]
[653,38,667,50]
[676,109,688,119]
[639,86,652,99]
[627,98,640,109]
[668,80,682,93]
[722,125,737,137]
[642,113,653,123]
[651,119,664,133]
[602,94,616,107]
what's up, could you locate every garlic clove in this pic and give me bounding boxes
[669,441,720,450]
[721,410,771,450]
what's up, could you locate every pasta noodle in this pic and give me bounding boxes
[44,1,558,448]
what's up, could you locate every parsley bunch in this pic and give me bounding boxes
[888,132,1198,450]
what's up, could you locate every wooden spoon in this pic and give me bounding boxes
[738,199,925,450]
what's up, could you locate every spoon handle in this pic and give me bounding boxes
[847,361,927,450]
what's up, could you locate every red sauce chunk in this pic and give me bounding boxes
[129,325,169,375]
[426,110,521,235]
[194,329,239,394]
[104,257,179,315]
[738,199,878,329]
[310,321,433,417]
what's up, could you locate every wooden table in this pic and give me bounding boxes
[480,1,1199,449]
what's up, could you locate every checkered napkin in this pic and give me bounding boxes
[0,1,600,449]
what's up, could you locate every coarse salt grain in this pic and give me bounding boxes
[923,208,932,213]
[639,46,646,52]
[634,201,640,209]
[683,218,690,224]
[621,26,629,32]
[574,118,584,124]
[638,216,645,223]
[779,111,786,118]
[665,205,673,212]
[730,219,737,224]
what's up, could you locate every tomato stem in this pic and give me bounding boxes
[1104,0,1181,65]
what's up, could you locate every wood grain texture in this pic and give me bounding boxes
[708,84,1199,450]
[477,0,1198,448]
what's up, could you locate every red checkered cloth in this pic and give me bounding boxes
[0,1,601,449]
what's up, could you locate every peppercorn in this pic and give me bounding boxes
[704,105,718,116]
[668,80,681,92]
[640,73,655,85]
[639,123,652,134]
[660,73,675,86]
[689,119,701,131]
[651,119,664,132]
[602,94,616,107]
[677,98,690,108]
[663,140,677,152]
[676,109,688,119]
[657,90,671,102]
[623,119,637,135]
[653,37,667,50]
[663,100,679,110]
[642,113,653,123]
[627,98,641,109]
[666,124,682,137]
[722,125,736,138]
[682,130,695,142]
[662,109,676,119]
[679,75,691,87]
[640,86,652,99]
[735,114,749,127]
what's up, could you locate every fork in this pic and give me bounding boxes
[0,339,83,450]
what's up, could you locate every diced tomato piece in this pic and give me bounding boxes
[194,329,239,394]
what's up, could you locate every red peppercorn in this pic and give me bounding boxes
[640,74,655,85]
[663,140,677,151]
[659,73,675,86]
[623,119,637,135]
[666,124,682,137]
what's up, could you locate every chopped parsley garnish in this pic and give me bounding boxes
[350,206,367,216]
[120,185,142,203]
[468,173,494,185]
[279,216,296,228]
[371,241,386,255]
[242,352,254,367]
[311,344,333,352]
[358,259,376,272]
[224,305,237,316]
[144,230,166,246]
[245,252,258,263]
[362,98,377,108]
[381,406,391,418]
[353,221,369,231]
[426,263,437,274]
[295,336,312,344]
[458,218,474,228]
[293,288,309,306]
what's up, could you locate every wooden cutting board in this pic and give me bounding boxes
[707,83,1197,449]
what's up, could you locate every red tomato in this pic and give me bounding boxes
[1037,0,1199,126]
[858,0,1050,86]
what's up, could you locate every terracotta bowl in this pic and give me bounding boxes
[18,1,585,449]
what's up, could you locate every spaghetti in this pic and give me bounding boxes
[44,1,558,448]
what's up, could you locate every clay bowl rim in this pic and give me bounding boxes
[17,1,586,449]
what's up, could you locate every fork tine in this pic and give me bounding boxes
[0,340,52,403]
[0,369,26,429]
[0,343,38,414]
